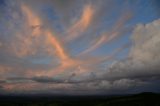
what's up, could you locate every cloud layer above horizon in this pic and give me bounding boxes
[0,0,160,95]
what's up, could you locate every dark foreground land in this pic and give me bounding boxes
[0,92,160,106]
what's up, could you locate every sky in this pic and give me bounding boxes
[0,0,160,95]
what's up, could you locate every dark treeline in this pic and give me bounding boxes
[0,92,160,106]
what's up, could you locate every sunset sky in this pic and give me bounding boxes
[0,0,160,95]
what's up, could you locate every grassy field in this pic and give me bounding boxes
[0,92,160,106]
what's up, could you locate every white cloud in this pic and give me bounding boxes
[101,19,160,83]
[130,19,160,64]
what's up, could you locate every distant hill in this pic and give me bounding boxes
[0,92,160,106]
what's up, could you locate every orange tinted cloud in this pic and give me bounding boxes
[79,12,132,55]
[12,3,131,78]
[20,4,77,76]
[8,4,43,58]
[65,4,94,42]
[21,4,42,37]
[21,4,41,26]
[22,4,70,62]
[45,30,69,61]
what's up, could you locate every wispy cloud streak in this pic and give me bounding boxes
[65,4,94,42]
[79,11,132,55]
